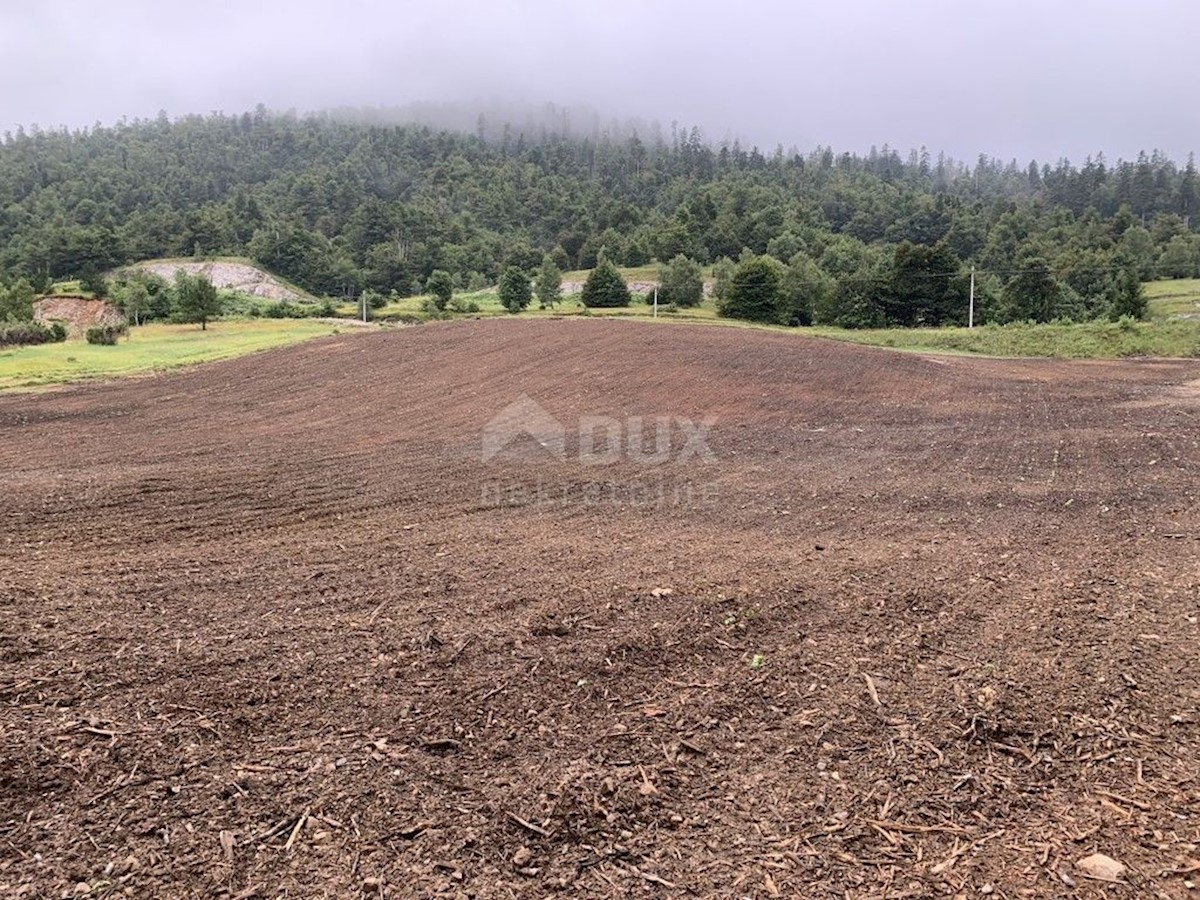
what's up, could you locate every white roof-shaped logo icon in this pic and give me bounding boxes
[481,394,566,461]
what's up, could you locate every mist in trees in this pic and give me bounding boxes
[0,109,1194,329]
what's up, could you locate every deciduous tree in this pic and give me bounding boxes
[426,270,453,310]
[174,272,222,330]
[719,255,782,323]
[1001,256,1070,323]
[658,254,704,308]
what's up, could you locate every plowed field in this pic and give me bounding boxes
[3,319,1199,898]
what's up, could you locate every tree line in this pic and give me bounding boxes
[0,108,1195,327]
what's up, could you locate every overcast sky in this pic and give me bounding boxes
[2,0,1195,164]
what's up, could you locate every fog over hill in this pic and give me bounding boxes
[2,0,1197,164]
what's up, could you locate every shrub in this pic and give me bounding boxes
[421,296,448,318]
[1116,314,1139,332]
[0,320,66,347]
[86,324,129,345]
[263,301,323,319]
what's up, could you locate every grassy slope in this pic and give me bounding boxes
[0,319,350,391]
[1145,278,1200,319]
[355,283,1200,359]
[16,274,1197,392]
[812,320,1200,359]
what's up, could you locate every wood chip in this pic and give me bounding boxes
[284,809,309,852]
[219,830,235,863]
[864,673,881,707]
[506,811,549,837]
[866,819,974,835]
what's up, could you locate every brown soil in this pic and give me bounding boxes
[33,296,126,337]
[2,320,1199,898]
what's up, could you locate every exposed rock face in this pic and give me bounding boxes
[560,279,716,298]
[131,261,302,302]
[33,296,126,337]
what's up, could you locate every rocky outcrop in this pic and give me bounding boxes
[131,261,303,302]
[34,296,126,337]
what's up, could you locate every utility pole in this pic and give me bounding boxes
[360,291,368,324]
[968,266,976,329]
[653,285,658,319]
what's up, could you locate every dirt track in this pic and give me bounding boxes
[2,319,1199,898]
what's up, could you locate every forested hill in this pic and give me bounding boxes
[1,109,1198,325]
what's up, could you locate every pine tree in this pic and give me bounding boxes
[1109,268,1148,321]
[0,278,36,322]
[498,266,532,313]
[534,257,562,309]
[1001,257,1068,323]
[887,241,962,326]
[580,255,630,308]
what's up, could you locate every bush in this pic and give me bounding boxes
[421,296,449,318]
[446,297,482,314]
[86,324,129,345]
[263,301,323,319]
[0,320,67,347]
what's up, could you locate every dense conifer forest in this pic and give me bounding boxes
[1,107,1197,326]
